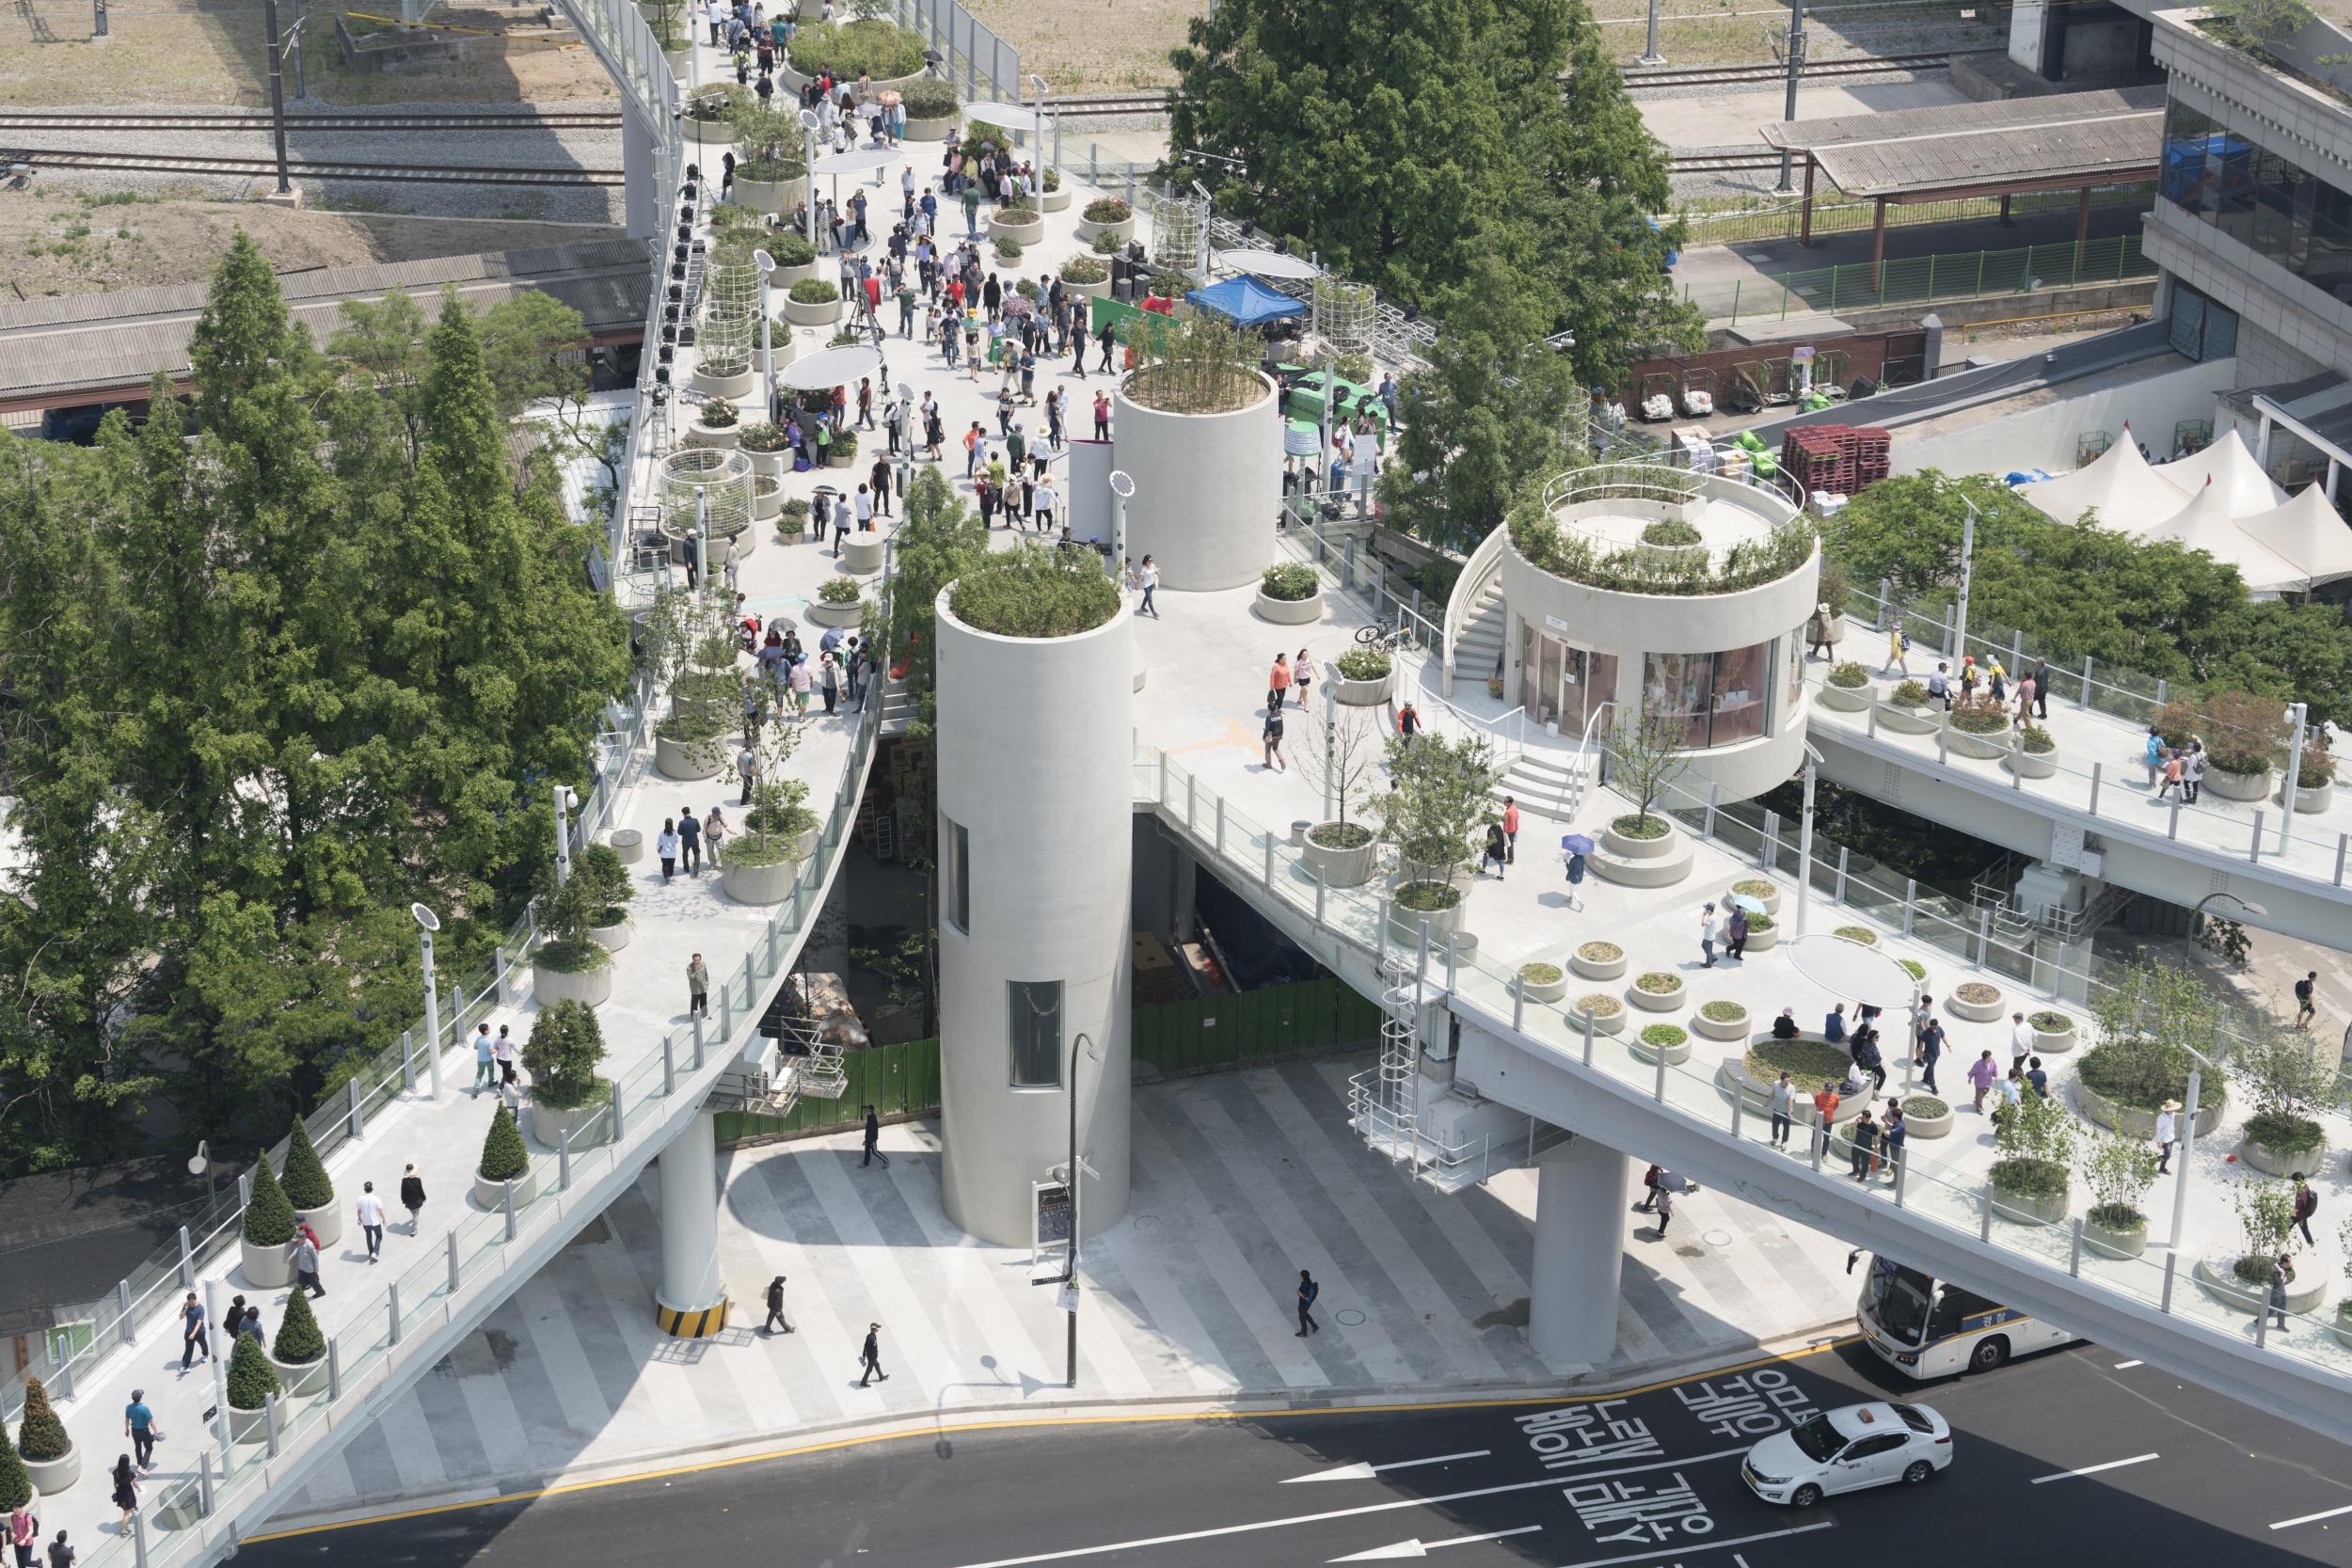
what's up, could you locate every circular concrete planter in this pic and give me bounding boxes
[1627,974,1686,1013]
[1818,679,1872,712]
[2005,744,2059,780]
[1331,668,1394,705]
[783,292,842,327]
[657,730,726,781]
[1603,819,1678,860]
[1743,922,1782,951]
[722,854,802,905]
[743,444,787,479]
[2029,1018,2076,1054]
[532,958,613,1008]
[473,1165,542,1212]
[1518,966,1570,1003]
[1874,700,1938,735]
[1629,1028,1693,1066]
[271,1349,327,1400]
[691,364,757,402]
[807,595,865,627]
[2241,1132,2328,1179]
[589,915,633,954]
[1058,273,1110,301]
[843,533,886,574]
[2286,778,2334,814]
[2204,764,2270,802]
[2084,1213,2149,1259]
[1725,881,1783,915]
[530,1098,613,1151]
[1575,1000,1629,1036]
[1114,371,1281,590]
[1947,725,2011,760]
[690,418,741,450]
[1040,185,1072,214]
[989,212,1045,247]
[1593,820,1695,888]
[228,1402,272,1446]
[294,1200,342,1249]
[683,111,738,149]
[1386,886,1465,942]
[240,1235,294,1289]
[905,113,957,141]
[1989,1180,2070,1227]
[2195,1256,2325,1314]
[1693,1005,1750,1041]
[2071,1078,2225,1139]
[733,171,806,216]
[1899,1101,1954,1139]
[610,827,644,864]
[1947,986,2007,1023]
[1254,585,1323,625]
[1302,825,1376,888]
[24,1448,77,1495]
[1073,214,1136,245]
[753,479,785,524]
[1570,944,1628,981]
[770,258,821,289]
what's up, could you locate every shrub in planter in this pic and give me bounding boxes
[780,498,811,535]
[1991,1079,2074,1218]
[1335,647,1391,682]
[1948,979,2003,1022]
[2151,698,2201,748]
[1611,814,1670,841]
[0,1432,28,1513]
[1261,562,1318,601]
[739,421,793,453]
[2244,1108,2325,1162]
[951,546,1121,637]
[227,1334,281,1412]
[1638,518,1703,548]
[244,1153,297,1248]
[2019,723,2056,754]
[1061,256,1109,285]
[1829,660,1870,689]
[1520,962,1564,986]
[1898,959,1926,981]
[16,1373,69,1469]
[281,1116,333,1212]
[1150,268,1193,296]
[1580,942,1623,963]
[1082,198,1132,224]
[275,1287,326,1366]
[1090,230,1125,256]
[1634,971,1680,994]
[995,237,1024,263]
[2293,746,2337,789]
[2201,689,2284,778]
[787,18,926,78]
[1043,166,1061,192]
[480,1104,530,1183]
[1393,880,1463,914]
[818,576,863,606]
[899,79,958,119]
[1701,1000,1745,1023]
[1888,679,1931,707]
[1832,925,1877,946]
[1336,352,1375,384]
[1948,702,2008,735]
[1014,278,1040,302]
[788,278,840,305]
[2076,1036,2202,1123]
[1640,1023,1689,1050]
[1575,993,1627,1033]
[1741,1037,1850,1085]
[524,1000,610,1112]
[2080,1128,2159,1256]
[699,396,739,430]
[770,233,818,268]
[2227,1179,2298,1290]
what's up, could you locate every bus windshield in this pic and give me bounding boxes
[1867,1261,1936,1346]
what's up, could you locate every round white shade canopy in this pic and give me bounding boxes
[1782,933,1916,1008]
[1219,248,1319,280]
[776,343,884,390]
[812,147,901,176]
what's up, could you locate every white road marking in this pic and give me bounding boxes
[1328,1525,1542,1560]
[2112,1360,2143,1370]
[1286,1450,1493,1483]
[2271,1503,2352,1531]
[941,1449,1749,1568]
[1548,1522,1835,1568]
[2030,1453,2160,1483]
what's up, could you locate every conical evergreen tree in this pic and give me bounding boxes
[15,1374,68,1463]
[0,1424,28,1510]
[480,1103,530,1182]
[226,1333,280,1411]
[243,1150,297,1246]
[281,1116,334,1211]
[275,1286,326,1366]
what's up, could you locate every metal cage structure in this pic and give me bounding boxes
[658,447,755,548]
[1311,276,1376,356]
[1147,186,1206,277]
[697,244,761,380]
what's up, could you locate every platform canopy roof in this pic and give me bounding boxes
[1757,85,2165,200]
[2021,425,2185,529]
[2151,427,2286,516]
[2142,479,2308,596]
[2238,483,2352,585]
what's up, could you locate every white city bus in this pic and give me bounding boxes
[1855,1253,2075,1377]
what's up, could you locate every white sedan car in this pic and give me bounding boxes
[1740,1401,1952,1507]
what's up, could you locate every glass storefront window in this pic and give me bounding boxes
[1640,641,1777,747]
[1710,641,1770,745]
[1643,652,1711,745]
[1519,623,1615,736]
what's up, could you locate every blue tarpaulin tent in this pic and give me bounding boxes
[1184,276,1308,327]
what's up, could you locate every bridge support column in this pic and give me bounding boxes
[1529,1135,1628,1365]
[622,102,660,241]
[653,1110,729,1336]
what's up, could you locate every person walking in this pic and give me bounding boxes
[45,1532,72,1568]
[1917,1016,1945,1095]
[2268,1253,2296,1334]
[862,1103,890,1167]
[1267,652,1293,713]
[1295,1269,1321,1336]
[2144,728,2166,790]
[109,1459,136,1535]
[737,742,758,807]
[494,1025,518,1090]
[1770,1071,1795,1147]
[1137,555,1160,619]
[1963,1049,1998,1115]
[290,1230,326,1299]
[2294,1172,2319,1246]
[471,1022,497,1095]
[657,819,679,881]
[1482,821,1507,879]
[859,1323,889,1385]
[1396,702,1421,745]
[179,1291,208,1373]
[356,1181,386,1263]
[1811,1081,1841,1160]
[2184,741,2206,804]
[2010,1011,2036,1069]
[705,806,727,867]
[1262,705,1286,771]
[1501,796,1519,865]
[1725,902,1749,961]
[763,1275,793,1335]
[400,1164,426,1235]
[8,1501,35,1568]
[1698,901,1721,967]
[123,1393,156,1471]
[2296,971,2319,1032]
[688,954,710,1019]
[1884,619,1909,677]
[2148,1096,2179,1174]
[1653,1172,1691,1236]
[1093,389,1111,440]
[1295,648,1316,711]
[1848,1108,1879,1180]
[678,806,703,874]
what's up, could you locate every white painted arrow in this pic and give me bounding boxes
[1329,1525,1542,1560]
[1283,1449,1492,1483]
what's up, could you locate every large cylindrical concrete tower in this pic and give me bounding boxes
[1111,370,1282,591]
[934,585,1135,1247]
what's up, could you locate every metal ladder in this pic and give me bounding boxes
[1346,958,1422,1164]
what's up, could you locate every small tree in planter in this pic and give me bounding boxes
[994,236,1025,264]
[1295,705,1385,886]
[480,1103,531,1186]
[1990,1085,2074,1222]
[1605,708,1689,843]
[532,862,616,1005]
[523,1000,612,1144]
[572,843,635,940]
[282,1116,333,1213]
[272,1287,328,1394]
[15,1373,70,1486]
[2201,689,2284,784]
[2079,1128,2160,1256]
[244,1150,297,1250]
[1082,198,1132,225]
[2235,1014,2330,1173]
[0,1429,29,1512]
[226,1334,282,1430]
[1370,732,1502,911]
[2228,1179,2297,1290]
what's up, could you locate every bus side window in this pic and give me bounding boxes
[1931,1285,2001,1339]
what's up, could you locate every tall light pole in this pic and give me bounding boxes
[412,903,443,1098]
[552,784,578,887]
[1109,468,1134,582]
[1793,747,1820,938]
[1058,1030,1101,1388]
[754,248,777,424]
[1950,489,1979,667]
[2280,702,2309,848]
[800,108,821,247]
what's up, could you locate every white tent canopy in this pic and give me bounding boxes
[2023,425,2186,530]
[2142,478,2308,595]
[2152,427,2286,517]
[2238,482,2352,585]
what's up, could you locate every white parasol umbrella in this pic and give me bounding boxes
[775,343,883,391]
[1781,932,1916,1009]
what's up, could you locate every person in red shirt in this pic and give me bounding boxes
[1267,653,1293,713]
[1093,389,1111,440]
[1501,795,1520,864]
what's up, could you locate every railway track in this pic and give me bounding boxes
[1670,150,1795,176]
[1047,93,1171,119]
[1624,49,1989,89]
[1,147,624,185]
[0,108,624,134]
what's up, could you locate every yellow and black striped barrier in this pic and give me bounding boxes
[656,1298,730,1338]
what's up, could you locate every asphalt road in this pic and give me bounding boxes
[245,1338,2352,1567]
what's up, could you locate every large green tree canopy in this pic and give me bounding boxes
[0,233,628,1174]
[1822,471,2352,726]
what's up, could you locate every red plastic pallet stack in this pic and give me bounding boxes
[1849,425,1891,490]
[1780,425,1852,497]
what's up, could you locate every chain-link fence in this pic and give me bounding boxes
[1681,233,2154,326]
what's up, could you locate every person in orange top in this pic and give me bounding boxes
[1501,795,1520,865]
[1812,1080,1842,1161]
[1267,653,1294,713]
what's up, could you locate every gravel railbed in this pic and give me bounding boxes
[14,98,627,225]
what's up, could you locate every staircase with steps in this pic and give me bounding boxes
[1452,579,1507,691]
[1495,747,1596,823]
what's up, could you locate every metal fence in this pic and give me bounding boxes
[1683,234,2155,326]
[898,0,1020,107]
[1677,183,2156,248]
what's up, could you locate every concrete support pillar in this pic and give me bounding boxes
[1528,1136,1628,1365]
[653,1110,729,1336]
[1171,849,1199,943]
[622,102,660,240]
[936,588,1135,1246]
[2009,0,2051,73]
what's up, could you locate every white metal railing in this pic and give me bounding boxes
[1440,520,1513,697]
[1535,463,1808,580]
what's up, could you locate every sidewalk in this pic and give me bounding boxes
[275,1052,1860,1519]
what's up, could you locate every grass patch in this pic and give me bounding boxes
[1742,1037,1850,1083]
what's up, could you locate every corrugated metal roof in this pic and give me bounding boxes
[1759,86,2167,198]
[0,240,650,404]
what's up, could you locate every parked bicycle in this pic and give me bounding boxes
[1355,617,1415,654]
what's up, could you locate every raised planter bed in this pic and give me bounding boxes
[1742,918,1781,951]
[1058,272,1111,300]
[2204,764,2271,802]
[240,1235,294,1289]
[1630,1024,1692,1066]
[589,914,632,954]
[532,957,613,1008]
[807,594,865,628]
[1572,996,1628,1036]
[1592,817,1694,888]
[2194,1255,2326,1314]
[989,210,1046,247]
[721,854,801,905]
[689,416,740,450]
[1302,823,1377,889]
[1874,698,1938,735]
[1818,679,1872,713]
[2286,778,2334,814]
[1946,724,2012,761]
[1569,942,1628,981]
[1387,884,1465,942]
[1254,583,1323,625]
[733,170,806,216]
[271,1348,328,1400]
[1330,668,1394,705]
[2084,1213,2149,1259]
[1989,1180,2070,1227]
[1518,963,1569,1004]
[2241,1132,2328,1179]
[783,292,842,326]
[1073,213,1136,245]
[1692,1001,1750,1041]
[1627,972,1686,1013]
[1725,879,1782,915]
[1947,983,2006,1023]
[1039,184,1072,213]
[530,1098,613,1151]
[1897,1096,1954,1139]
[610,827,644,864]
[2027,1012,2076,1054]
[2071,1078,2225,1139]
[904,113,958,141]
[843,533,886,574]
[473,1165,543,1212]
[657,730,726,780]
[2005,741,2059,780]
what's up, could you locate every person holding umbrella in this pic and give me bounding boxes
[1560,832,1594,911]
[1725,890,1768,960]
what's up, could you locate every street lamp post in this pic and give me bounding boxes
[1109,468,1134,584]
[552,784,578,887]
[1793,750,1820,938]
[800,108,821,247]
[2280,702,2309,849]
[1059,1030,1101,1388]
[1950,490,1979,665]
[412,903,443,1098]
[754,248,777,423]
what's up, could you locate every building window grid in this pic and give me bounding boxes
[2161,96,2352,307]
[946,818,970,934]
[1009,980,1062,1088]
